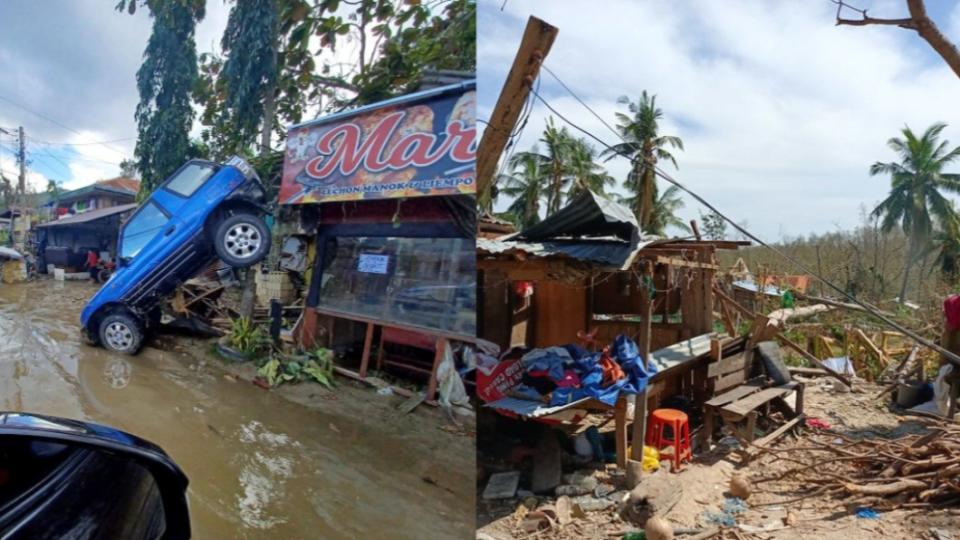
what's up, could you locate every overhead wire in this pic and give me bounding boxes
[530,67,960,365]
[0,93,127,157]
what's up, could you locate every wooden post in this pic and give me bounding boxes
[631,260,654,464]
[358,322,375,379]
[615,396,628,469]
[476,16,558,201]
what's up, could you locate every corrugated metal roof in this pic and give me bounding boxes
[37,203,137,228]
[477,237,652,270]
[516,191,640,242]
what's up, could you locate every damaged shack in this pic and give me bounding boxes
[476,191,814,503]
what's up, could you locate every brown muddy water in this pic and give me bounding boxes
[0,280,472,539]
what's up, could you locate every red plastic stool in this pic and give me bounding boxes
[645,408,692,470]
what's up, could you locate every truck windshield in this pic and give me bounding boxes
[120,202,169,260]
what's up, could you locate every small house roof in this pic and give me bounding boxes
[37,203,137,228]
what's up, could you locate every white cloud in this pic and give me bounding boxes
[479,0,960,239]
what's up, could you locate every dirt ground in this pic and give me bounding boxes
[477,376,960,540]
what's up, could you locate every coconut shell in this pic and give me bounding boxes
[644,515,674,540]
[729,474,752,500]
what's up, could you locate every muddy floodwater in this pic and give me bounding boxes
[0,280,473,539]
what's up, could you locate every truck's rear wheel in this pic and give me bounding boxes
[99,313,144,355]
[214,213,270,268]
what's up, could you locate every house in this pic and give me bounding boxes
[48,177,139,218]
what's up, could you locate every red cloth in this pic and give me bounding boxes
[945,295,960,331]
[85,251,98,269]
[598,348,625,388]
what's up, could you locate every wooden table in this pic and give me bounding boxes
[309,306,475,402]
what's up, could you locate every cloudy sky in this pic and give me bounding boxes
[0,2,232,191]
[479,0,960,239]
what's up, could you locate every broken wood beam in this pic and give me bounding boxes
[776,333,852,387]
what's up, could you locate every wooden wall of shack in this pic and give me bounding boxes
[478,240,748,418]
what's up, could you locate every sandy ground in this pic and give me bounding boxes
[477,376,960,540]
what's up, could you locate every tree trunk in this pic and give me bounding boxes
[898,240,915,304]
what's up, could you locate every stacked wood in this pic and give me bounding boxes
[754,417,960,509]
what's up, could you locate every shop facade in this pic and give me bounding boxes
[279,81,477,402]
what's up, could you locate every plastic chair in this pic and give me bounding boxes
[645,408,692,471]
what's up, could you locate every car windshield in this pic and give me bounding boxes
[163,162,216,197]
[120,202,169,260]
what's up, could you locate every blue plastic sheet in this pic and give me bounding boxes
[545,335,657,407]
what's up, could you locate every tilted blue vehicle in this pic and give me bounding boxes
[81,156,270,354]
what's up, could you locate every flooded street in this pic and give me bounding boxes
[0,280,473,539]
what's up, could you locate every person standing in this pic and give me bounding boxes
[85,249,99,284]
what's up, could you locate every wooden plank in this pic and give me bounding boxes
[747,414,805,455]
[358,322,375,378]
[854,328,887,366]
[712,370,748,394]
[477,16,558,197]
[707,353,749,378]
[706,381,764,407]
[721,387,792,419]
[654,256,719,270]
[788,366,828,377]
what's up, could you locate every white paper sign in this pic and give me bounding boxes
[357,253,390,274]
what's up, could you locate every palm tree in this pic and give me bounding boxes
[513,118,574,216]
[498,150,544,229]
[603,91,683,232]
[621,184,689,236]
[566,137,614,201]
[870,123,960,303]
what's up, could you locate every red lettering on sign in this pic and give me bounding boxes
[304,111,476,182]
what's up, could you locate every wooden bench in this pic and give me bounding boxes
[702,380,804,447]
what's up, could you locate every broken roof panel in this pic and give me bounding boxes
[515,191,640,242]
[477,237,652,270]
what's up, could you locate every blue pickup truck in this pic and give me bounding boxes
[81,156,270,354]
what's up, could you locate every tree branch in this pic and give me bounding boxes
[832,0,960,79]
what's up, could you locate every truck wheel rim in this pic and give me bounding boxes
[225,223,261,259]
[105,322,133,351]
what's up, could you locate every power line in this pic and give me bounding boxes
[26,135,134,147]
[528,78,960,366]
[0,94,127,157]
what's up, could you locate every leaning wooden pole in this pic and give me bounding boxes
[476,16,558,206]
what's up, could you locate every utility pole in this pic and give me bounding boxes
[476,16,558,210]
[16,126,24,198]
[12,126,25,248]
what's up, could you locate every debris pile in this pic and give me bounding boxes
[754,416,960,510]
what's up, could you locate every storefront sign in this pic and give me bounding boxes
[357,253,390,274]
[280,82,476,204]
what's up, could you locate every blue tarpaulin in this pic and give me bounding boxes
[521,335,658,407]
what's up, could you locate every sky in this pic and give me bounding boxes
[478,0,960,240]
[0,2,233,192]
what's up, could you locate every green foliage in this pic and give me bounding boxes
[257,349,336,388]
[118,159,139,179]
[603,91,684,234]
[870,123,960,302]
[228,317,269,356]
[220,0,279,144]
[303,347,335,388]
[123,0,205,198]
